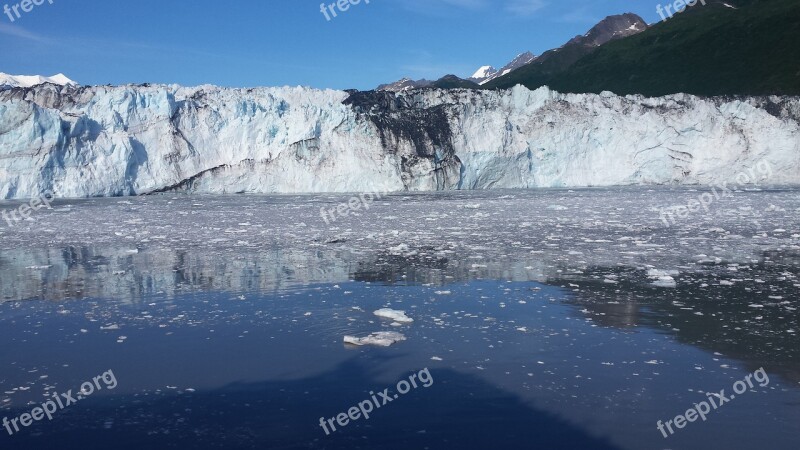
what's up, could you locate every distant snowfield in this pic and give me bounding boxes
[0,82,798,199]
[0,73,77,88]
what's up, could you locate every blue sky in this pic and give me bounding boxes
[1,0,664,90]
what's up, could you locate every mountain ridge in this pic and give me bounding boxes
[488,0,800,96]
[377,13,648,93]
[485,13,649,89]
[469,52,537,85]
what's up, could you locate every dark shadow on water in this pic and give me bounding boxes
[4,358,621,450]
[559,253,800,385]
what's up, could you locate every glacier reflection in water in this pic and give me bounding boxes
[1,188,799,449]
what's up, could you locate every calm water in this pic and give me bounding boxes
[1,188,799,449]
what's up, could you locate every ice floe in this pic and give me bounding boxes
[373,308,414,323]
[343,332,407,347]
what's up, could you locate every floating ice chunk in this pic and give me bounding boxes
[431,356,443,361]
[388,244,410,255]
[343,332,406,347]
[647,269,679,278]
[374,308,414,323]
[647,269,678,288]
[325,235,347,244]
[651,277,676,288]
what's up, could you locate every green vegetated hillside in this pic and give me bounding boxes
[487,0,800,96]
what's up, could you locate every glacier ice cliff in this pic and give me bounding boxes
[0,83,798,199]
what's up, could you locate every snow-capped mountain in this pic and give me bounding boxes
[377,13,645,91]
[486,14,649,89]
[0,82,797,199]
[469,52,537,85]
[0,73,77,88]
[469,65,498,83]
[378,52,537,91]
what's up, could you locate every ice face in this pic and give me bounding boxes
[1,84,798,199]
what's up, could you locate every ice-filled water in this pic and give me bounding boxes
[1,187,799,449]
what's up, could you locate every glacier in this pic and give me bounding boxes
[0,83,798,199]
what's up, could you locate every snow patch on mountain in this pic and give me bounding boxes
[470,65,498,81]
[570,13,649,47]
[376,77,433,92]
[470,52,537,85]
[0,73,77,88]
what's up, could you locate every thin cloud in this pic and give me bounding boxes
[0,22,51,43]
[559,6,601,24]
[395,0,548,17]
[505,0,548,16]
[395,0,487,16]
[440,0,488,10]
